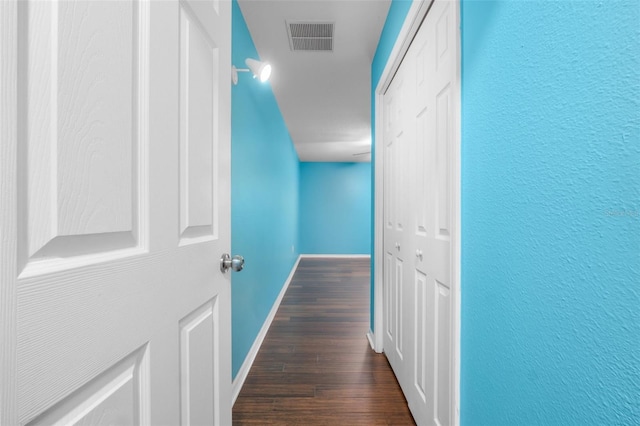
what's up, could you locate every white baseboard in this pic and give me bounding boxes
[231,255,302,405]
[366,330,376,351]
[366,330,383,353]
[300,254,371,259]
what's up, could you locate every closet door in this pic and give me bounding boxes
[382,52,414,393]
[408,1,457,424]
[381,1,459,425]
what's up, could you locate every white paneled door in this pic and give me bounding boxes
[381,1,459,425]
[0,0,232,424]
[382,48,413,393]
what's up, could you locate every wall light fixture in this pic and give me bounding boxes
[232,58,272,85]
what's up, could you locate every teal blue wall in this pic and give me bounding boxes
[460,1,639,424]
[231,0,300,379]
[299,162,372,254]
[370,0,413,331]
[373,0,639,424]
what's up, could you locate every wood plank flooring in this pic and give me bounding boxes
[233,257,416,425]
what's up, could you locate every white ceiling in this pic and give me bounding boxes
[237,0,391,162]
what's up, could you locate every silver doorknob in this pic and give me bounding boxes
[416,249,423,260]
[220,253,245,273]
[395,243,400,250]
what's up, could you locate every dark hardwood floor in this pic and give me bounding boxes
[233,257,416,425]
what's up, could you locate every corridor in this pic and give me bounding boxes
[233,257,415,425]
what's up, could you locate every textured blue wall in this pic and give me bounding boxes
[372,0,639,423]
[461,1,640,424]
[299,162,372,254]
[231,0,300,379]
[370,0,413,331]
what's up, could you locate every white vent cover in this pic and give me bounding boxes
[287,21,334,52]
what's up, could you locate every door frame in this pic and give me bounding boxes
[370,0,461,423]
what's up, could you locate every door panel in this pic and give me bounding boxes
[179,2,219,244]
[435,281,451,426]
[179,298,219,425]
[394,257,404,360]
[413,270,434,410]
[18,0,145,276]
[28,345,150,426]
[436,85,452,238]
[1,0,232,424]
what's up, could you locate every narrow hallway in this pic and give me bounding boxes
[233,257,415,425]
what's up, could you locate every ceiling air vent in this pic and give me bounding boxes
[287,21,334,52]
